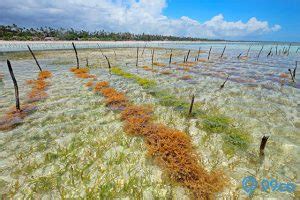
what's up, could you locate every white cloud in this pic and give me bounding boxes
[0,0,281,39]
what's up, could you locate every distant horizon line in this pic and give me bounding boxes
[1,24,299,44]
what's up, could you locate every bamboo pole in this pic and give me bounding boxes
[27,45,42,72]
[97,44,105,57]
[141,43,147,56]
[185,50,190,63]
[208,46,212,60]
[188,94,195,116]
[169,50,173,68]
[259,136,269,158]
[287,43,291,56]
[220,75,229,89]
[237,53,242,59]
[220,45,226,58]
[7,60,20,111]
[113,50,117,59]
[288,69,295,82]
[151,49,154,69]
[197,47,201,61]
[72,42,79,69]
[104,55,111,69]
[246,45,251,57]
[294,61,298,79]
[86,58,89,67]
[267,47,273,57]
[257,45,264,58]
[136,47,139,67]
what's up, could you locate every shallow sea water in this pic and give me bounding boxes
[0,42,299,199]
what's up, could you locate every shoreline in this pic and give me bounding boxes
[0,40,298,53]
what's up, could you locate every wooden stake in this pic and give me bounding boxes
[72,42,79,69]
[220,45,226,58]
[151,49,154,69]
[237,53,242,59]
[185,50,190,63]
[169,51,173,68]
[208,46,212,60]
[257,45,264,58]
[141,43,147,56]
[86,58,89,67]
[136,47,139,67]
[220,75,229,89]
[197,47,201,61]
[287,43,291,56]
[267,47,273,57]
[7,60,20,111]
[275,44,278,55]
[259,136,269,158]
[288,69,295,82]
[246,45,251,57]
[188,94,195,116]
[97,44,105,57]
[104,55,111,72]
[294,61,298,79]
[27,45,42,72]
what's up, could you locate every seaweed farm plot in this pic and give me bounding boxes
[0,44,299,199]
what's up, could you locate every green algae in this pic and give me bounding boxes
[111,67,156,89]
[202,115,232,133]
[111,66,252,157]
[30,176,57,193]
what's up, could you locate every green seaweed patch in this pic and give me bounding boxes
[201,115,251,156]
[111,67,156,89]
[202,115,231,133]
[45,152,59,162]
[150,90,205,117]
[222,128,251,157]
[136,77,157,89]
[150,90,188,110]
[30,176,56,193]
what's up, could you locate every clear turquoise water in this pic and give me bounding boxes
[0,42,299,199]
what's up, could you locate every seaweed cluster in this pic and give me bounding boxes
[177,61,198,67]
[0,104,37,131]
[142,66,157,72]
[180,75,192,80]
[160,70,172,75]
[111,67,156,89]
[121,105,227,198]
[81,74,227,198]
[27,71,52,102]
[94,83,128,109]
[70,67,96,79]
[93,81,109,92]
[85,80,94,88]
[111,68,251,156]
[202,115,251,156]
[153,62,166,67]
[0,70,52,131]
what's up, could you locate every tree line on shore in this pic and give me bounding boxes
[0,24,223,41]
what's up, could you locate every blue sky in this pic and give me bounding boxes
[0,0,299,42]
[164,0,300,41]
